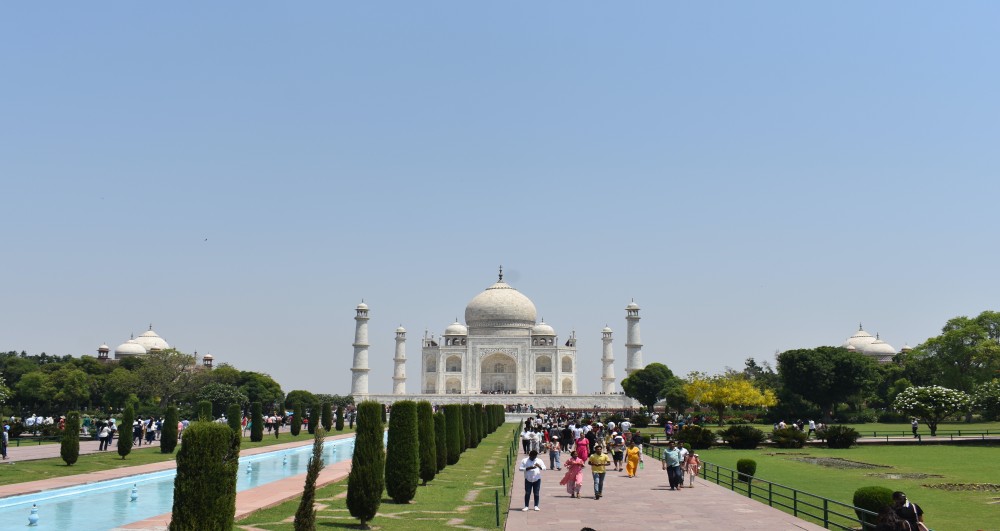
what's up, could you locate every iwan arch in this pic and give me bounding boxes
[350,269,644,408]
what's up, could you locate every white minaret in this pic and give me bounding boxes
[351,301,370,396]
[393,325,407,395]
[625,300,643,377]
[601,326,616,394]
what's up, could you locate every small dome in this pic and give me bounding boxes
[602,326,613,333]
[845,344,856,351]
[115,339,147,357]
[135,328,169,351]
[202,353,214,359]
[901,344,912,352]
[444,321,468,336]
[864,337,896,356]
[532,321,556,336]
[356,302,368,310]
[844,326,877,351]
[626,301,640,310]
[396,326,406,333]
[98,344,110,352]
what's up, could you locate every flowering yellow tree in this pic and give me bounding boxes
[684,372,777,426]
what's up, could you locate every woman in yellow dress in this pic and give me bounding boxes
[624,440,641,478]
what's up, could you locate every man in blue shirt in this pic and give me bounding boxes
[660,440,682,490]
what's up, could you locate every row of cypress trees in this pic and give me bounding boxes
[346,401,507,528]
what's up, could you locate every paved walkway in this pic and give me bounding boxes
[505,459,825,530]
[4,435,163,462]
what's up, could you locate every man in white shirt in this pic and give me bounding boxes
[519,450,547,511]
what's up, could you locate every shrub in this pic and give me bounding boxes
[227,404,242,438]
[470,403,482,447]
[770,428,807,449]
[461,405,472,452]
[736,458,756,483]
[335,405,345,431]
[852,486,894,528]
[444,405,462,465]
[385,400,419,503]
[629,414,650,428]
[821,425,860,449]
[718,425,766,449]
[162,406,179,453]
[434,411,447,472]
[877,411,909,423]
[294,428,326,530]
[321,401,333,432]
[676,425,716,450]
[117,404,135,460]
[61,411,80,466]
[844,410,879,424]
[307,406,319,435]
[347,401,385,528]
[417,401,436,485]
[169,422,240,531]
[290,402,302,436]
[250,402,263,443]
[197,400,213,422]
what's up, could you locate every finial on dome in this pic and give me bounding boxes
[498,265,503,282]
[876,332,880,339]
[859,322,863,331]
[149,323,153,331]
[130,333,134,339]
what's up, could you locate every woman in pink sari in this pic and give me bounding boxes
[559,450,586,498]
[575,436,590,461]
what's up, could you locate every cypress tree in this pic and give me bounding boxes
[321,401,333,432]
[294,428,326,530]
[290,402,302,436]
[169,422,240,531]
[250,402,264,443]
[197,400,212,421]
[61,410,80,466]
[227,404,242,438]
[385,400,419,503]
[117,403,135,460]
[308,405,319,435]
[381,403,387,424]
[162,406,179,453]
[433,411,447,472]
[461,405,472,451]
[417,401,436,485]
[470,404,482,447]
[444,405,462,465]
[335,405,345,431]
[347,401,385,528]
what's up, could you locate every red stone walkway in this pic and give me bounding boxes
[505,459,825,530]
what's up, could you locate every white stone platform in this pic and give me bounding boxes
[359,393,637,409]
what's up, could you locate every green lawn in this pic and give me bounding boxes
[0,428,355,487]
[693,445,999,531]
[237,423,519,530]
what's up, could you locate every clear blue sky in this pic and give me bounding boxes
[3,2,999,395]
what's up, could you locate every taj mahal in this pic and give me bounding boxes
[351,269,642,408]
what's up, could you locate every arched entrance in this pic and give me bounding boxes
[481,352,516,393]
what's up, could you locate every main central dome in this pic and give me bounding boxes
[465,279,538,328]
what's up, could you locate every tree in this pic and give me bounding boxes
[169,422,240,531]
[434,411,447,472]
[196,383,248,418]
[621,362,677,411]
[61,411,80,466]
[294,428,326,530]
[321,401,333,431]
[162,406,179,453]
[385,400,419,503]
[973,379,1000,421]
[51,367,91,410]
[227,403,243,441]
[308,405,320,435]
[0,375,10,407]
[417,401,436,485]
[238,371,285,410]
[444,405,462,465]
[290,402,302,436]
[684,373,777,426]
[16,371,54,412]
[137,349,198,407]
[285,390,317,412]
[914,312,1000,395]
[335,405,345,431]
[460,404,472,452]
[197,400,213,421]
[893,385,972,436]
[250,402,264,442]
[103,367,142,409]
[117,403,135,460]
[777,347,876,422]
[346,401,385,528]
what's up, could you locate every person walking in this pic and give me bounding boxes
[911,418,919,438]
[521,429,532,454]
[548,436,562,470]
[98,423,111,451]
[574,434,590,462]
[684,453,701,487]
[661,441,683,491]
[587,446,611,499]
[559,450,586,498]
[611,432,625,471]
[624,440,641,478]
[892,492,926,530]
[519,449,547,511]
[1,424,9,460]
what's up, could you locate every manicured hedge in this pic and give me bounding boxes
[736,458,756,483]
[197,400,212,421]
[169,422,240,531]
[61,411,80,466]
[162,406,179,453]
[347,401,385,527]
[444,405,462,465]
[853,486,894,528]
[434,411,447,472]
[417,401,437,485]
[117,404,135,460]
[321,401,333,432]
[250,402,263,443]
[385,400,419,503]
[335,405,345,431]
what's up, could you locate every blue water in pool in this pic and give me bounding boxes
[0,437,357,530]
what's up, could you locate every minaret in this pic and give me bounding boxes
[393,326,407,395]
[601,326,615,394]
[625,300,643,377]
[351,301,371,396]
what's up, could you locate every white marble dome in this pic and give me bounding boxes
[866,337,897,356]
[602,326,613,333]
[135,328,169,351]
[626,301,640,310]
[465,280,537,327]
[115,339,147,357]
[531,321,556,336]
[843,327,877,350]
[444,321,468,336]
[396,326,407,334]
